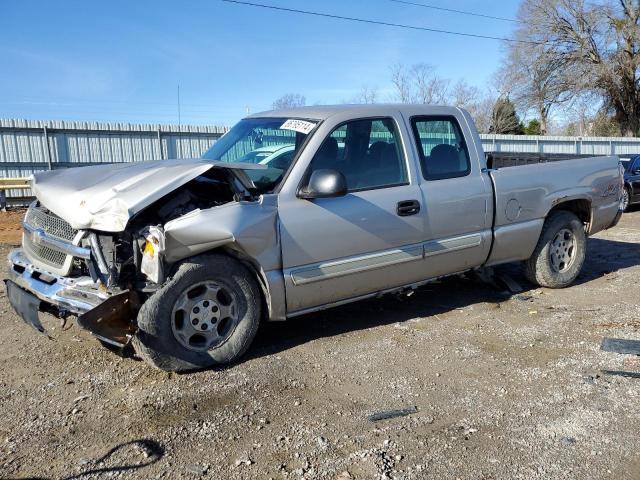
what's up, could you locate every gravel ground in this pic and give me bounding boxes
[1,210,639,480]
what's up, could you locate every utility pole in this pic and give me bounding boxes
[177,84,182,159]
[177,85,182,128]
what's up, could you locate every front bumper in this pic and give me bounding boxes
[608,208,624,230]
[5,248,137,347]
[6,248,109,315]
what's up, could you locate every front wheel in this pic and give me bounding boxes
[132,254,261,372]
[524,211,586,289]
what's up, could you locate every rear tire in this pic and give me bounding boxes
[133,253,261,372]
[524,211,586,288]
[621,186,631,212]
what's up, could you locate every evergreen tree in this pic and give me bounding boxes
[490,98,524,134]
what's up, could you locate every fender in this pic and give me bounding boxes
[161,195,286,321]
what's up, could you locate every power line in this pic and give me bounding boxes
[0,103,252,120]
[220,0,538,44]
[0,98,251,112]
[389,0,519,23]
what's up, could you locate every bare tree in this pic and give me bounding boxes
[390,63,413,103]
[450,80,480,108]
[353,85,379,104]
[500,39,570,134]
[448,81,495,133]
[470,95,497,134]
[390,63,449,104]
[386,65,508,133]
[411,64,450,104]
[516,0,640,136]
[562,92,602,135]
[272,93,306,110]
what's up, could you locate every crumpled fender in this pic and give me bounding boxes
[161,195,285,321]
[163,195,280,272]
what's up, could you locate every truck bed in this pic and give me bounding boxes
[487,152,596,169]
[485,155,622,266]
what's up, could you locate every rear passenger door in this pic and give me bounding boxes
[406,114,493,277]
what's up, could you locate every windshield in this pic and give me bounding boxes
[202,117,318,193]
[621,160,630,170]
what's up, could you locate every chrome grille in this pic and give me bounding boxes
[22,203,80,274]
[24,205,77,242]
[23,231,68,268]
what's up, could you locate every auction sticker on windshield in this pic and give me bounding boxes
[280,119,317,135]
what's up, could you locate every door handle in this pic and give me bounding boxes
[397,199,421,216]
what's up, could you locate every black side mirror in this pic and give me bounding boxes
[299,169,348,199]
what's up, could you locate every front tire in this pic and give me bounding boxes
[524,211,586,289]
[133,254,261,372]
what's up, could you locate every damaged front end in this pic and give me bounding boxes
[5,205,143,348]
[5,161,266,349]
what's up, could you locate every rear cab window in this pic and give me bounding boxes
[411,116,471,180]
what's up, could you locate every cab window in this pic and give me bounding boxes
[308,118,407,191]
[412,116,471,180]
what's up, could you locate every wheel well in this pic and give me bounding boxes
[217,246,272,322]
[548,199,591,226]
[167,246,273,322]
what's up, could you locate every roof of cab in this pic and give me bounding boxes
[247,104,452,121]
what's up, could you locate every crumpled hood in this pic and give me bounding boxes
[32,159,265,232]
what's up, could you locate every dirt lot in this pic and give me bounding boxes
[1,210,639,480]
[0,208,25,244]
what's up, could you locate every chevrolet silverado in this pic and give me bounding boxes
[5,105,624,371]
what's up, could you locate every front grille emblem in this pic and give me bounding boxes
[31,228,46,247]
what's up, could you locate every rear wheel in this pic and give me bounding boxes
[621,186,631,212]
[524,210,586,288]
[133,254,261,372]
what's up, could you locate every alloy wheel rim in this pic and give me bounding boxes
[171,281,238,352]
[621,189,629,211]
[549,228,576,273]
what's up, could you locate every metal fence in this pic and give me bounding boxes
[0,118,227,202]
[3,117,640,203]
[480,133,640,157]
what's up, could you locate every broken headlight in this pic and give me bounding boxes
[140,226,165,284]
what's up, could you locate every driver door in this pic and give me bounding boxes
[277,115,428,314]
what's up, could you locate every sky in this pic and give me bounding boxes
[0,0,521,126]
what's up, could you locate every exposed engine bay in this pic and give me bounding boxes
[132,168,238,226]
[89,167,253,291]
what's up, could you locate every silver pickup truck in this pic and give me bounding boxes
[5,105,623,371]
